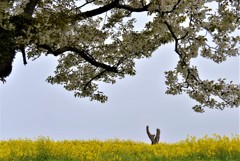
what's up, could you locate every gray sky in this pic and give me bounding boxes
[0,42,239,143]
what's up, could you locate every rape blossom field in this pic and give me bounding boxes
[0,134,239,161]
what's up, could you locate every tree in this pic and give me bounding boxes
[0,0,239,112]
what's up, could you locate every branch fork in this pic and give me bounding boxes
[146,125,160,145]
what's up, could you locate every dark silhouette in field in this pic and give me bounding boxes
[146,125,160,145]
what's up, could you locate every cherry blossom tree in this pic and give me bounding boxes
[0,0,239,112]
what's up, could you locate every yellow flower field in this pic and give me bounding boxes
[0,134,239,161]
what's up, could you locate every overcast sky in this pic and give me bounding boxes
[0,41,239,143]
[0,6,239,143]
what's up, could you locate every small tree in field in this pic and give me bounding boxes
[0,0,239,112]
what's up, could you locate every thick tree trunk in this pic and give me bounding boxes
[0,27,16,81]
[0,0,39,81]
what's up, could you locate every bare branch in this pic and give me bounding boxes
[146,126,160,145]
[155,128,160,143]
[19,46,27,65]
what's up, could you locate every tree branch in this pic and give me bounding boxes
[164,0,182,14]
[38,45,118,73]
[23,0,40,16]
[75,0,151,20]
[146,125,160,145]
[76,0,96,10]
[164,21,183,59]
[76,0,120,19]
[20,46,27,65]
[155,128,160,143]
[83,69,107,91]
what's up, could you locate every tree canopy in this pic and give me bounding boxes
[0,0,239,112]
